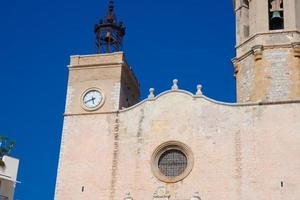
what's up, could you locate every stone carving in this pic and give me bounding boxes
[231,58,240,78]
[270,0,283,11]
[124,192,133,200]
[153,186,170,200]
[252,45,264,61]
[190,192,201,200]
[292,43,300,58]
[171,79,179,90]
[148,88,155,99]
[196,85,203,96]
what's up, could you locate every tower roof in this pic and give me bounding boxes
[94,0,126,53]
[105,0,117,24]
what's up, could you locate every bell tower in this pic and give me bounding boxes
[232,0,300,102]
[54,1,140,199]
[63,0,140,115]
[94,0,125,53]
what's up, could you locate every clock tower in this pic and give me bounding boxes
[54,1,140,199]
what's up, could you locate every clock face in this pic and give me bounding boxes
[83,89,103,109]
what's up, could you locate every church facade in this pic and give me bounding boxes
[54,0,300,199]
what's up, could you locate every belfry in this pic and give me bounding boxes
[94,0,125,53]
[233,0,300,102]
[55,1,300,199]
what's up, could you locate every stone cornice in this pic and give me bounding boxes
[68,63,122,69]
[233,43,297,62]
[235,30,300,50]
[63,89,300,116]
[235,4,249,12]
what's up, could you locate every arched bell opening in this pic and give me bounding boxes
[269,0,284,30]
[242,0,250,38]
[243,0,249,8]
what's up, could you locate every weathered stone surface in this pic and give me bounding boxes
[233,0,300,102]
[55,89,300,200]
[55,1,300,199]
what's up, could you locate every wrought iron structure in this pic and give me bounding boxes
[94,0,126,53]
[158,149,188,177]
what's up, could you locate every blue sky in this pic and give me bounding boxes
[0,0,235,199]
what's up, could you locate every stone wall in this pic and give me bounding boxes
[235,54,254,102]
[296,0,300,30]
[235,45,300,103]
[233,0,300,103]
[55,90,300,200]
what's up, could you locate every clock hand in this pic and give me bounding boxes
[84,98,94,104]
[92,97,96,104]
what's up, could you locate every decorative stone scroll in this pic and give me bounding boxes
[153,186,170,200]
[292,43,300,58]
[190,192,201,200]
[148,88,155,99]
[171,79,179,90]
[195,85,203,96]
[124,192,133,200]
[252,45,264,61]
[231,58,240,78]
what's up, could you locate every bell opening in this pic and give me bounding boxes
[269,0,284,30]
[269,11,284,30]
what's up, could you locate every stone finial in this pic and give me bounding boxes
[190,192,201,200]
[153,186,170,200]
[196,84,203,96]
[171,79,179,90]
[124,192,133,200]
[292,42,300,58]
[252,45,264,61]
[148,88,155,99]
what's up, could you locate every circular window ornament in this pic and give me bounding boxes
[158,149,187,177]
[151,141,194,183]
[81,88,105,111]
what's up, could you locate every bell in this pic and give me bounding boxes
[104,32,113,42]
[271,11,282,20]
[270,10,283,30]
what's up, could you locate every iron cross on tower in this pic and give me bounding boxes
[94,0,126,54]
